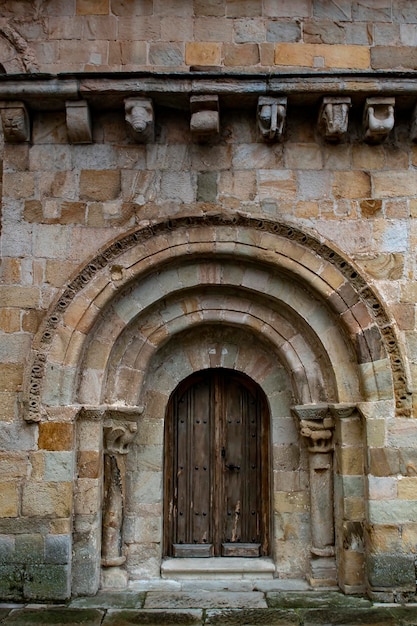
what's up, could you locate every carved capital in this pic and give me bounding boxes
[257,96,287,142]
[103,420,137,454]
[66,100,92,144]
[125,97,155,142]
[190,95,219,142]
[364,97,395,144]
[328,403,357,420]
[292,404,335,452]
[318,97,351,142]
[0,101,30,142]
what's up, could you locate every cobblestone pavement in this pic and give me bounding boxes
[1,590,417,625]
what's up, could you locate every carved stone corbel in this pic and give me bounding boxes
[190,95,219,142]
[257,96,287,142]
[124,97,155,142]
[318,97,351,142]
[363,97,395,144]
[66,100,92,144]
[0,101,30,142]
[292,403,336,586]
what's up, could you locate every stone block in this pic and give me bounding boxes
[368,476,397,500]
[0,452,27,479]
[45,533,71,564]
[38,422,74,451]
[333,171,371,199]
[197,171,218,202]
[148,43,184,66]
[77,450,101,478]
[369,499,417,524]
[80,169,121,201]
[373,171,417,198]
[226,0,262,17]
[0,421,37,452]
[284,143,323,169]
[368,447,400,476]
[195,17,233,42]
[0,534,14,562]
[24,563,70,600]
[3,172,35,200]
[266,21,301,43]
[368,524,401,553]
[44,451,74,482]
[397,476,417,499]
[313,0,351,20]
[0,564,24,600]
[185,42,221,67]
[368,553,416,590]
[274,43,370,69]
[258,169,296,200]
[372,45,417,70]
[0,483,18,517]
[233,18,265,43]
[22,482,72,517]
[223,43,260,66]
[304,19,345,45]
[336,446,364,475]
[193,0,225,16]
[14,533,44,564]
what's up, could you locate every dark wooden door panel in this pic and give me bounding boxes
[164,368,269,558]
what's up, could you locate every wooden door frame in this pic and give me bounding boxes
[163,367,271,558]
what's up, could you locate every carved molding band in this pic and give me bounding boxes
[24,215,410,423]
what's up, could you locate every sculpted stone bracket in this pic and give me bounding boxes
[190,94,219,142]
[0,100,30,142]
[124,97,155,143]
[318,96,351,142]
[363,97,395,144]
[65,100,92,144]
[257,96,287,142]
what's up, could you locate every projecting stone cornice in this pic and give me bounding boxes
[0,70,417,111]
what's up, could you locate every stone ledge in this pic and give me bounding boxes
[161,557,275,580]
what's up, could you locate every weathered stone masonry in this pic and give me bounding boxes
[1,0,417,604]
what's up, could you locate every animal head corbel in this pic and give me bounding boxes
[125,97,155,143]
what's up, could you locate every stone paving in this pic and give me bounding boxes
[1,590,417,625]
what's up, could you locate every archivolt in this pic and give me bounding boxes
[24,214,411,422]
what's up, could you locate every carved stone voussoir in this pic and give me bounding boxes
[364,97,395,144]
[318,96,351,142]
[257,96,287,142]
[125,97,155,142]
[66,100,92,144]
[190,94,219,142]
[0,100,30,142]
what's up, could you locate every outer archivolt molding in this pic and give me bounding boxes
[0,21,39,73]
[25,214,410,422]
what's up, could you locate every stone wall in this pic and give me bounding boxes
[0,0,417,603]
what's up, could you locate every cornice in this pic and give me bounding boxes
[0,70,417,111]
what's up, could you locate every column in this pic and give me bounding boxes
[292,404,336,587]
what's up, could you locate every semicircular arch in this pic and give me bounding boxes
[24,214,411,422]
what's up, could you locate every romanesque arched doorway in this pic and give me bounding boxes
[163,368,270,559]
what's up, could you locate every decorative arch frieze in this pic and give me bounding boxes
[24,214,411,423]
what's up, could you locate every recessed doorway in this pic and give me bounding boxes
[163,368,271,558]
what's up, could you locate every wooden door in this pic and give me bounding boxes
[164,368,270,557]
